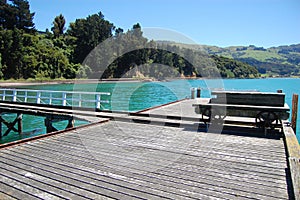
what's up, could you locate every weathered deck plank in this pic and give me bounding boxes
[0,157,166,200]
[0,191,18,200]
[42,133,287,169]
[1,119,291,199]
[12,137,288,188]
[140,99,209,118]
[0,182,39,200]
[12,137,286,192]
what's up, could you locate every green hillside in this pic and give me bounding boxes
[0,0,289,80]
[164,42,300,77]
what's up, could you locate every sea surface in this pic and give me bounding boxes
[1,78,300,144]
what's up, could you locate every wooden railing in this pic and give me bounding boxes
[0,88,110,110]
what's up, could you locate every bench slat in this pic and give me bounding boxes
[194,91,290,120]
[193,103,290,120]
[211,91,285,107]
[192,103,290,112]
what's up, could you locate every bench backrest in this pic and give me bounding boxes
[210,91,285,107]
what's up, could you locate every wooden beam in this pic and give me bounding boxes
[292,94,299,133]
[3,113,22,136]
[44,114,74,133]
[283,124,300,200]
[0,116,19,133]
[0,116,2,138]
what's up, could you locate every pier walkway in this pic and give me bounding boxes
[0,99,299,199]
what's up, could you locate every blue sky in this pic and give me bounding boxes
[29,0,300,48]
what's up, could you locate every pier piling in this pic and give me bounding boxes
[191,88,195,99]
[17,113,22,135]
[196,88,201,98]
[191,87,201,99]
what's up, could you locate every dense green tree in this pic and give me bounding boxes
[211,55,259,78]
[0,28,24,79]
[0,0,14,28]
[0,53,3,78]
[51,14,66,37]
[13,0,35,32]
[115,27,123,36]
[132,23,143,37]
[67,12,115,64]
[0,0,35,32]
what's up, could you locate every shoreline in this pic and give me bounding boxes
[0,76,298,87]
[0,77,194,87]
[0,78,151,87]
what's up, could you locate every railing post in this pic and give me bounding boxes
[191,88,195,99]
[62,93,67,106]
[2,90,5,101]
[96,94,101,109]
[36,91,41,104]
[49,92,52,105]
[12,90,17,102]
[78,94,82,107]
[292,93,298,133]
[24,91,28,103]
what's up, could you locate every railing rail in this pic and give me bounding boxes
[0,88,110,110]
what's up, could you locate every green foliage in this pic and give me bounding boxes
[0,28,24,79]
[76,64,92,79]
[67,12,114,64]
[51,14,66,37]
[0,0,35,33]
[211,55,259,78]
[0,53,3,79]
[171,42,300,76]
[102,32,259,79]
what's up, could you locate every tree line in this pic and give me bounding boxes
[0,0,259,80]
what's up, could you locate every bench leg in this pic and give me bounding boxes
[202,108,211,124]
[255,111,279,130]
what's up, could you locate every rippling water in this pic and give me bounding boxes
[1,78,299,144]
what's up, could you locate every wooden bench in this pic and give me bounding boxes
[193,91,290,129]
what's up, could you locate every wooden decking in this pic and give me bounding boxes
[0,99,298,199]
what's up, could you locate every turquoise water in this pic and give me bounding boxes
[1,78,300,144]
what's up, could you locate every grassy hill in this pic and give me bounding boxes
[159,41,300,77]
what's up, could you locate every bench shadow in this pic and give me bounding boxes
[193,123,284,140]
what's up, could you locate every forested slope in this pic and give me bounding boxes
[166,41,300,76]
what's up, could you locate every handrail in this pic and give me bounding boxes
[0,88,110,110]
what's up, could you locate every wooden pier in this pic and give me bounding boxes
[0,97,299,199]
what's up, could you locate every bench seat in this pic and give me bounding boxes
[193,90,290,129]
[211,91,285,107]
[193,103,290,120]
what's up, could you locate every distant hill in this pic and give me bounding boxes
[158,41,300,77]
